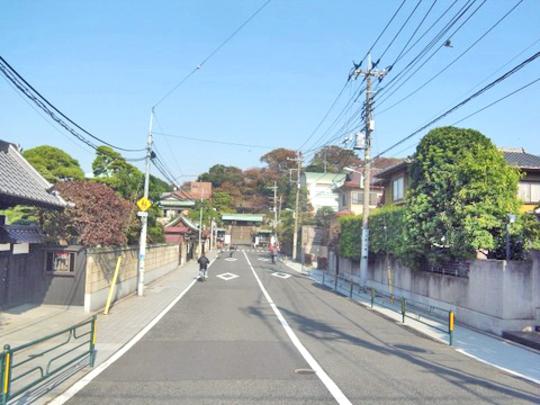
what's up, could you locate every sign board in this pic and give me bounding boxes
[136,197,152,212]
[137,211,148,218]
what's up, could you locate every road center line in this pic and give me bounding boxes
[242,251,352,405]
[49,258,217,405]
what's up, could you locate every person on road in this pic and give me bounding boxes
[198,254,210,280]
[269,243,277,264]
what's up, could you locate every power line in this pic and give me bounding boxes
[376,0,523,114]
[153,0,272,108]
[374,0,423,67]
[373,50,540,159]
[450,76,540,126]
[153,131,275,150]
[0,56,145,152]
[372,0,482,101]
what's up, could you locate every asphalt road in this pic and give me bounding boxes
[67,250,540,404]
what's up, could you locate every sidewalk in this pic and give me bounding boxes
[0,252,215,404]
[284,262,540,385]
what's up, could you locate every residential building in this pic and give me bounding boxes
[301,172,346,213]
[159,189,196,219]
[375,149,540,215]
[0,139,68,309]
[335,157,401,215]
[501,148,540,214]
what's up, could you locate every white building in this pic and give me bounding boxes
[301,172,346,213]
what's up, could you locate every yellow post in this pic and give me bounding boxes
[448,311,455,346]
[104,256,123,315]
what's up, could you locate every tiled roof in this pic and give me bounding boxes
[0,140,66,209]
[502,149,540,169]
[0,224,45,244]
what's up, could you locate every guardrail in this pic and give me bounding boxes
[318,270,455,345]
[1,316,97,405]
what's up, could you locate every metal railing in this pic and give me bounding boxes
[1,316,97,405]
[318,270,455,345]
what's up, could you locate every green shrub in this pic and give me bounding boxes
[338,214,362,260]
[369,205,406,257]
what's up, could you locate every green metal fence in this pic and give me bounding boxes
[1,316,97,405]
[319,271,455,345]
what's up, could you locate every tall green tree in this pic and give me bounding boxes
[23,145,84,183]
[305,145,360,173]
[404,126,520,268]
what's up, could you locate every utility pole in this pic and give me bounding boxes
[291,151,303,261]
[352,54,386,285]
[198,195,204,255]
[268,181,278,238]
[137,108,154,297]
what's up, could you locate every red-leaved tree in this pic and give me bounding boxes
[40,181,132,246]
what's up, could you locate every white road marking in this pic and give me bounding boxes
[224,258,238,262]
[272,272,291,279]
[242,251,352,405]
[216,272,239,281]
[257,257,270,262]
[49,258,216,405]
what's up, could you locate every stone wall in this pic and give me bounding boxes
[84,244,179,312]
[329,251,540,335]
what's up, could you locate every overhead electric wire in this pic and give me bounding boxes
[372,0,481,99]
[374,0,424,68]
[153,131,275,150]
[0,56,145,152]
[153,0,272,108]
[450,76,540,126]
[376,0,523,114]
[297,79,352,150]
[387,0,439,69]
[372,50,540,160]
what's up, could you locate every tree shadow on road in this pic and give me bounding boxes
[275,305,539,404]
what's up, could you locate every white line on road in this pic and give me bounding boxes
[49,258,217,405]
[242,251,352,405]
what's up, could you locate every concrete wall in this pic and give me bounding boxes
[84,244,179,312]
[329,251,540,335]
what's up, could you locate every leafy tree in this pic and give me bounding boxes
[305,145,360,173]
[0,206,38,225]
[338,214,362,260]
[315,206,335,228]
[23,145,84,183]
[198,164,243,188]
[212,191,234,212]
[404,127,520,268]
[260,148,297,175]
[40,181,131,246]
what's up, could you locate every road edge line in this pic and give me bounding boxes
[49,258,217,404]
[242,251,352,405]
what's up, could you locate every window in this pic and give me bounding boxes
[352,191,363,205]
[46,251,75,273]
[518,182,540,203]
[393,176,405,201]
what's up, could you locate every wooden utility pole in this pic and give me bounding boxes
[352,54,386,285]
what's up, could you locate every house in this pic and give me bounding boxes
[164,215,199,264]
[501,148,540,214]
[0,140,68,309]
[301,172,346,213]
[159,189,196,219]
[375,149,540,214]
[335,158,401,215]
[373,159,410,206]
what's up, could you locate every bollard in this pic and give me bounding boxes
[334,275,338,291]
[89,316,97,367]
[448,311,455,346]
[370,288,375,308]
[400,297,406,323]
[322,271,325,286]
[1,345,11,405]
[349,280,354,298]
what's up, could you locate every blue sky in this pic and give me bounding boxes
[1,0,539,182]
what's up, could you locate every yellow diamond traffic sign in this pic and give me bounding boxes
[136,197,152,212]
